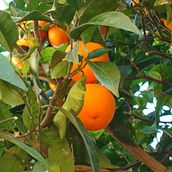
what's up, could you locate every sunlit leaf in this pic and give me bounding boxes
[0,54,27,91]
[51,61,70,79]
[0,10,18,52]
[154,0,172,6]
[0,80,24,106]
[53,76,85,139]
[70,11,141,40]
[87,61,120,97]
[65,41,80,64]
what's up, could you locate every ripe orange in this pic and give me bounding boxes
[39,29,47,41]
[66,41,109,83]
[12,57,23,69]
[48,25,70,46]
[78,84,116,131]
[38,20,47,27]
[161,18,172,31]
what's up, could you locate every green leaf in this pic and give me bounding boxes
[88,48,109,59]
[41,47,57,63]
[141,122,158,134]
[9,0,25,10]
[51,49,67,68]
[67,0,84,10]
[161,128,172,138]
[87,61,120,97]
[65,76,86,114]
[154,0,172,6]
[41,129,74,172]
[59,107,100,172]
[51,61,70,79]
[0,53,27,91]
[49,3,75,24]
[41,47,66,64]
[146,71,162,81]
[0,132,46,164]
[0,10,18,52]
[166,4,172,23]
[87,148,118,169]
[33,161,48,172]
[0,101,14,132]
[22,88,40,131]
[0,146,28,172]
[81,26,97,43]
[18,10,52,22]
[0,80,24,106]
[53,76,86,139]
[79,0,118,24]
[70,11,141,40]
[65,41,80,64]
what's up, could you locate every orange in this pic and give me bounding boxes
[16,39,29,47]
[66,41,109,83]
[161,18,172,31]
[131,0,139,6]
[39,29,47,41]
[38,20,47,27]
[48,81,56,91]
[78,84,116,131]
[48,25,70,46]
[12,57,23,69]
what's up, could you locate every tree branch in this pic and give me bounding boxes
[14,44,27,55]
[106,128,171,172]
[75,165,128,172]
[34,20,41,47]
[41,79,62,128]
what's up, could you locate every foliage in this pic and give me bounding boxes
[0,0,172,171]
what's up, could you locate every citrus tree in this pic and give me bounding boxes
[0,0,172,171]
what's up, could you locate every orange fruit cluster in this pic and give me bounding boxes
[13,20,48,69]
[15,19,116,131]
[47,28,116,131]
[66,41,109,83]
[66,41,116,131]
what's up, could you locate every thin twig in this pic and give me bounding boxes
[33,20,41,47]
[41,79,63,127]
[75,165,128,172]
[14,44,27,55]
